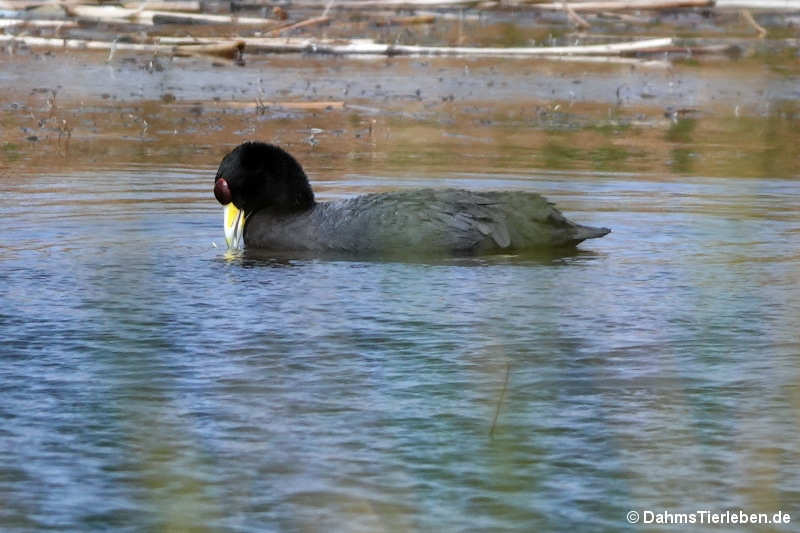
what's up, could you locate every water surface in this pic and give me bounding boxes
[1,159,799,532]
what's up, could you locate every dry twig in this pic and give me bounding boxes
[0,34,245,58]
[267,16,331,35]
[489,363,511,438]
[739,9,767,38]
[240,36,675,56]
[564,1,591,28]
[518,0,713,11]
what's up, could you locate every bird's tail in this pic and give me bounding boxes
[568,223,611,245]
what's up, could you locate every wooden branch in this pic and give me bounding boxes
[275,0,714,7]
[169,100,345,110]
[547,55,670,67]
[62,5,278,26]
[267,16,331,35]
[0,34,245,58]
[597,11,651,23]
[322,0,337,17]
[0,1,51,8]
[288,0,479,6]
[563,2,591,28]
[739,9,767,38]
[242,36,675,56]
[0,19,78,28]
[372,14,437,26]
[121,1,201,11]
[517,0,714,11]
[715,0,800,9]
[174,41,245,59]
[638,43,741,55]
[489,363,511,438]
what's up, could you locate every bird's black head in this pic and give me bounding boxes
[213,142,315,215]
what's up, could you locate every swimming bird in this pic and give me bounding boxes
[213,142,610,254]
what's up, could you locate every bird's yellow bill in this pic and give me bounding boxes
[223,203,245,249]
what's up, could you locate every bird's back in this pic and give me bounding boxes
[244,189,609,253]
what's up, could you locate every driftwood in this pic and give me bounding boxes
[156,35,677,57]
[267,16,331,35]
[563,2,591,28]
[610,43,741,56]
[515,0,714,10]
[716,0,800,8]
[548,55,670,67]
[172,41,245,59]
[239,36,675,56]
[0,18,78,28]
[61,5,278,26]
[2,0,798,11]
[371,14,437,26]
[285,0,479,6]
[242,0,720,7]
[0,0,56,8]
[0,34,245,58]
[169,100,345,110]
[121,1,201,11]
[489,363,511,438]
[739,9,767,37]
[0,0,198,7]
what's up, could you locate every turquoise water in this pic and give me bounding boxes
[1,165,799,531]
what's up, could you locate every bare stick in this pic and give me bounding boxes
[740,9,767,38]
[322,0,337,17]
[0,19,78,28]
[516,0,713,11]
[267,16,331,35]
[290,0,477,7]
[6,33,674,62]
[705,0,799,7]
[169,100,345,110]
[282,0,710,7]
[0,0,46,8]
[489,362,511,438]
[121,1,201,11]
[0,34,245,58]
[372,15,437,26]
[564,1,591,28]
[61,5,278,26]
[241,36,674,56]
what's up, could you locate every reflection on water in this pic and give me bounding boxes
[1,155,799,531]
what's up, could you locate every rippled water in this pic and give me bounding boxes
[1,163,799,532]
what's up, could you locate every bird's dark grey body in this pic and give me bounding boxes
[244,188,609,254]
[214,142,610,254]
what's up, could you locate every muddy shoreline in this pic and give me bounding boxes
[2,45,799,180]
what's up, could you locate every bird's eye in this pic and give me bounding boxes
[214,177,232,205]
